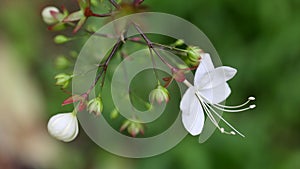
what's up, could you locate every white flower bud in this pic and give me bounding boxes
[87,97,103,116]
[42,6,60,25]
[149,85,169,104]
[47,112,79,142]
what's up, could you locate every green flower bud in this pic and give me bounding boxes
[186,46,203,67]
[149,85,170,104]
[120,120,144,137]
[54,73,73,89]
[55,56,71,69]
[87,97,103,116]
[69,51,78,58]
[110,108,119,119]
[54,35,70,44]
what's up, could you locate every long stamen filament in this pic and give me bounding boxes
[197,95,224,132]
[199,99,221,129]
[199,95,246,137]
[195,92,239,136]
[209,103,255,113]
[195,91,245,137]
[200,96,256,113]
[214,96,255,109]
[210,106,245,137]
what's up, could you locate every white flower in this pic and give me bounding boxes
[47,112,79,142]
[180,53,255,137]
[42,6,60,25]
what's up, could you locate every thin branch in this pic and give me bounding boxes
[133,23,174,69]
[109,0,121,9]
[87,39,122,94]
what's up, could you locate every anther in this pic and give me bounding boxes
[249,105,256,109]
[248,96,255,101]
[230,131,236,135]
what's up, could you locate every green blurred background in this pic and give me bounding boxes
[0,0,300,169]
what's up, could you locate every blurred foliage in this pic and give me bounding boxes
[0,0,300,169]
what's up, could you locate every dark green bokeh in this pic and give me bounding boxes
[0,0,299,168]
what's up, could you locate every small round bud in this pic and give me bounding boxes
[120,120,144,137]
[110,109,119,119]
[230,131,236,135]
[55,56,71,69]
[149,85,170,104]
[42,6,60,25]
[47,112,79,142]
[249,105,256,109]
[54,35,70,44]
[87,97,103,116]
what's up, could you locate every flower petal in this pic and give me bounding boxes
[62,116,79,142]
[196,66,237,90]
[199,83,231,104]
[180,87,194,112]
[180,87,205,136]
[219,66,237,81]
[194,53,214,86]
[47,113,79,142]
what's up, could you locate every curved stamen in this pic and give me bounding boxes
[197,94,224,132]
[200,95,256,113]
[214,96,255,109]
[195,92,239,136]
[210,104,255,113]
[195,93,221,128]
[201,99,245,137]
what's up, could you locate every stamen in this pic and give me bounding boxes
[195,92,243,137]
[199,95,256,113]
[199,98,221,127]
[214,96,255,109]
[220,127,236,136]
[248,96,255,101]
[204,101,245,137]
[196,94,223,131]
[211,104,255,113]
